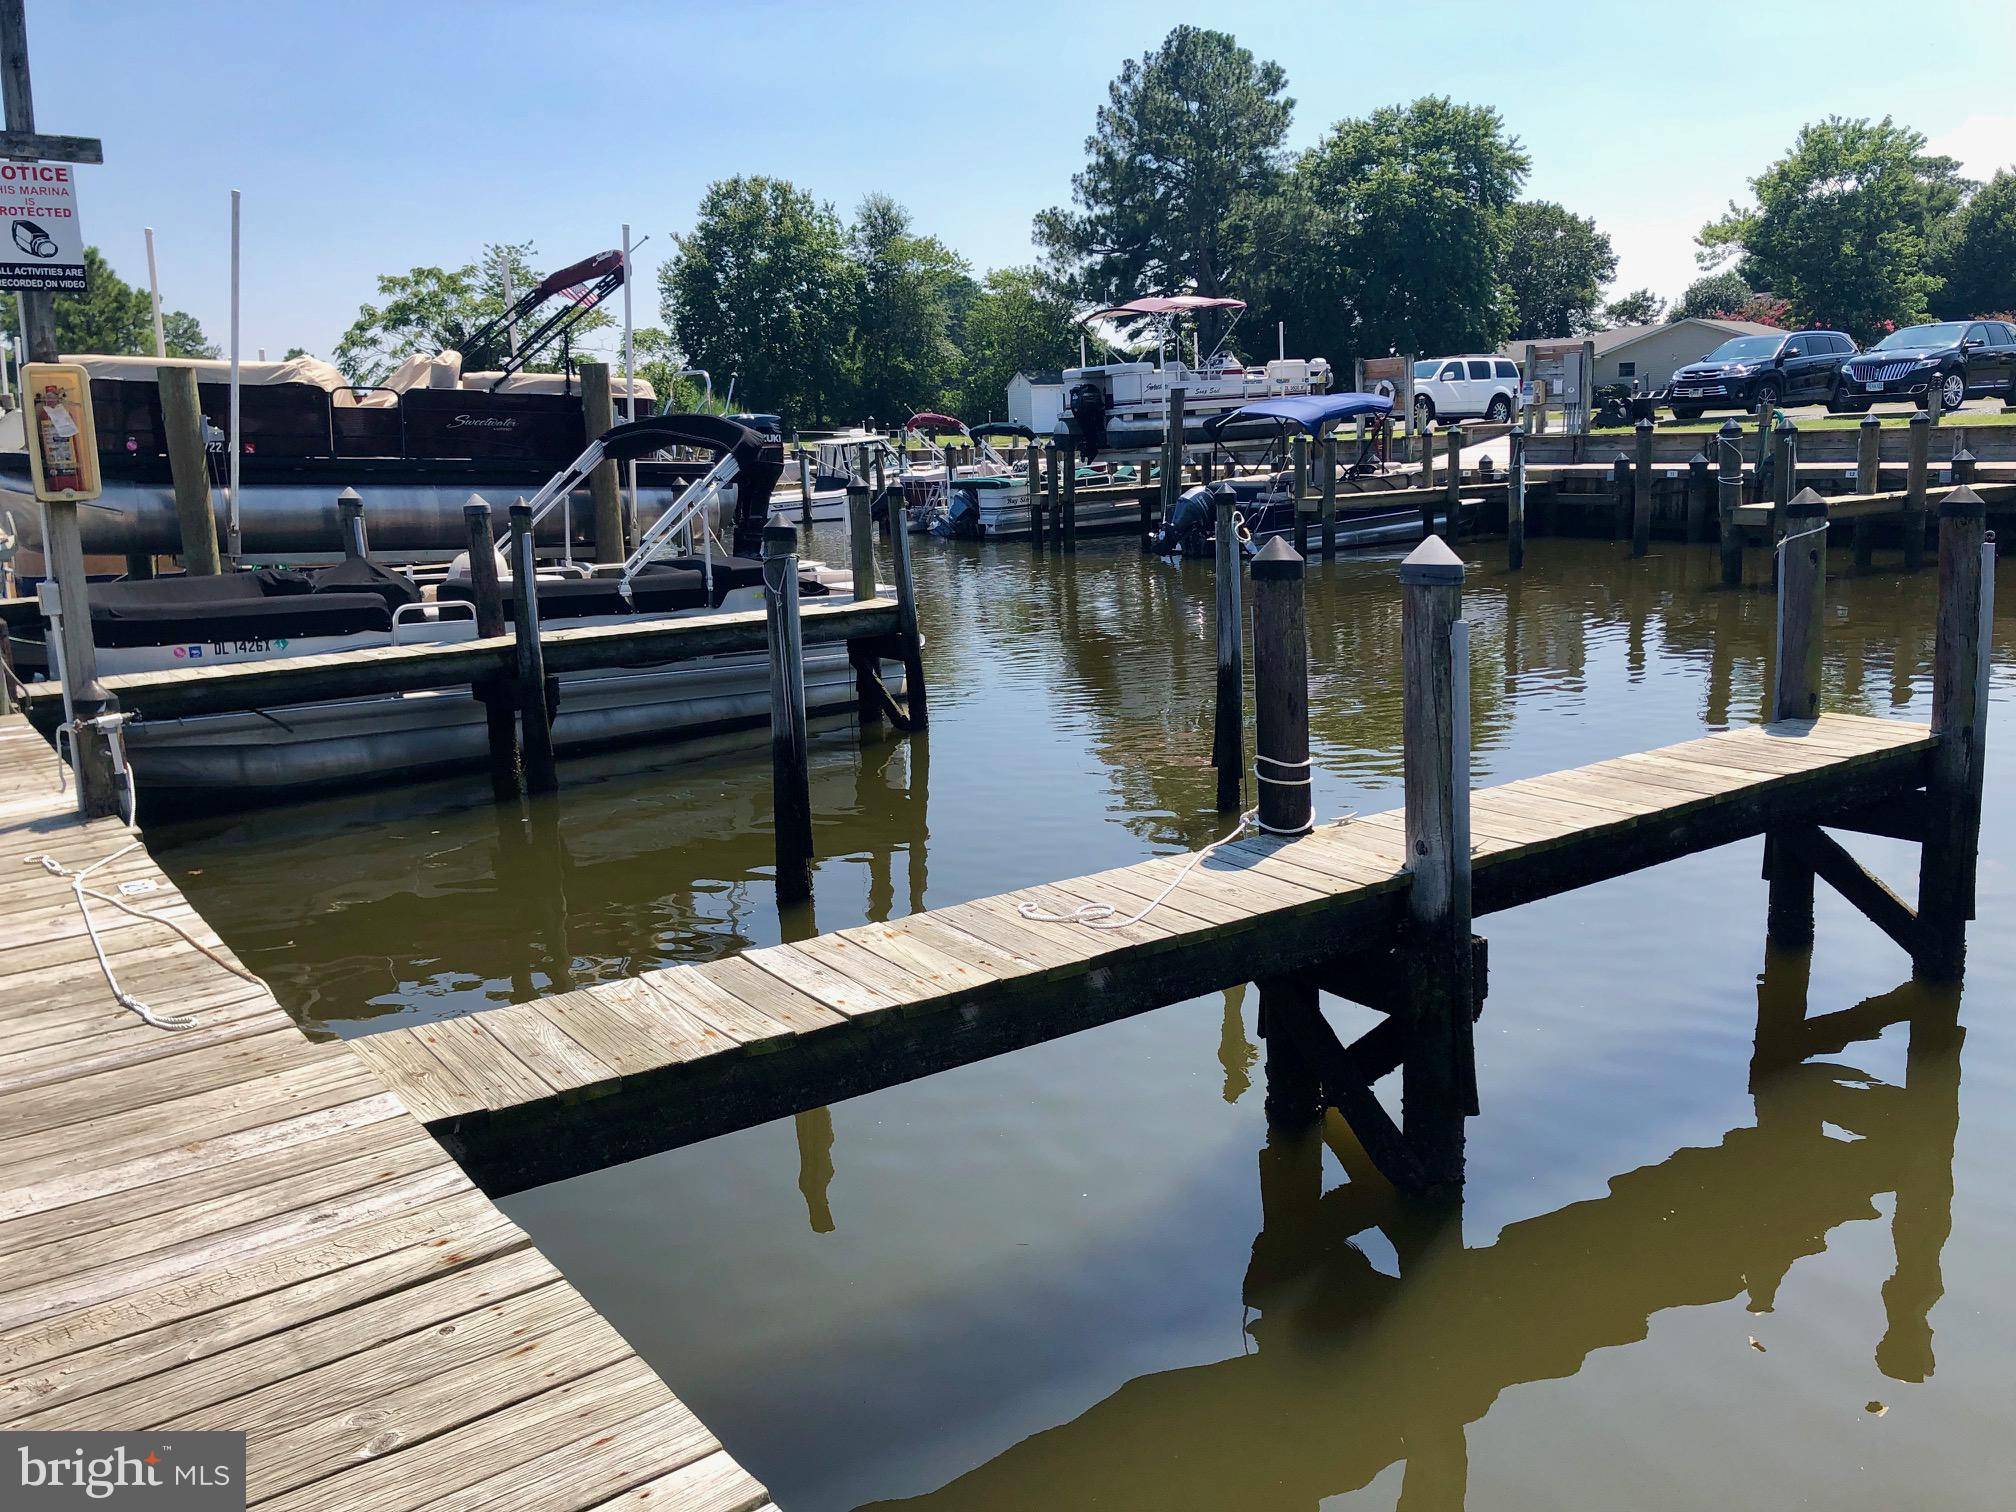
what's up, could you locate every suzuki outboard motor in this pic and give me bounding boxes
[934,481,985,540]
[1152,481,1231,556]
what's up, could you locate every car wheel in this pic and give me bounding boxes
[1751,379,1781,412]
[1940,370,1966,411]
[1414,395,1435,427]
[1671,406,1703,422]
[1486,394,1511,423]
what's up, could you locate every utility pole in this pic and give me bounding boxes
[1,0,120,817]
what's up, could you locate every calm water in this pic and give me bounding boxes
[156,532,2016,1511]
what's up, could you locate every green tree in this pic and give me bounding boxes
[1930,168,2016,318]
[955,266,1080,420]
[1035,26,1290,346]
[51,247,215,357]
[849,194,972,423]
[660,176,858,427]
[332,242,610,384]
[1600,287,1666,327]
[1675,270,1753,320]
[1268,96,1529,364]
[1697,116,1969,338]
[1498,200,1615,340]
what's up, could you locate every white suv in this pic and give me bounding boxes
[1411,355,1522,425]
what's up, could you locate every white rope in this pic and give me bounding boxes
[29,714,261,1030]
[1018,760,1341,931]
[1775,517,1830,554]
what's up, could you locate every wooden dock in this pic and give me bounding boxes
[353,712,1936,1196]
[0,715,772,1512]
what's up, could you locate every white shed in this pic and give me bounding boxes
[1007,371,1066,434]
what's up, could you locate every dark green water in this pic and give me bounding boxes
[156,532,2016,1511]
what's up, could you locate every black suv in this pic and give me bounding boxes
[1666,329,1857,419]
[1838,320,2016,412]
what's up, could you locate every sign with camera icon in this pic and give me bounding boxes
[0,160,85,292]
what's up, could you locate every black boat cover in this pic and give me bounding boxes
[87,570,396,647]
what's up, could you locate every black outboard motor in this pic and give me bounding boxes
[1152,481,1230,556]
[1067,381,1110,460]
[934,481,985,540]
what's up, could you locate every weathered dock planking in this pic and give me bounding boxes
[354,712,1937,1196]
[0,714,771,1512]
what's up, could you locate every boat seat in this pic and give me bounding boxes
[439,569,711,621]
[89,591,393,648]
[307,557,424,611]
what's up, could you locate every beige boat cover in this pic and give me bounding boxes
[459,369,657,401]
[60,352,352,392]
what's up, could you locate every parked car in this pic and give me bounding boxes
[1411,355,1522,425]
[1666,329,1857,419]
[1838,320,2016,412]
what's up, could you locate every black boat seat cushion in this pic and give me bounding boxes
[89,591,393,647]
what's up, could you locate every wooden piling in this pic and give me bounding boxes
[846,482,884,730]
[1291,433,1308,553]
[1764,488,1828,947]
[1631,418,1653,556]
[1952,446,1977,487]
[1610,454,1631,541]
[1042,443,1059,549]
[799,442,814,527]
[1163,387,1186,526]
[762,515,814,903]
[1028,441,1045,546]
[1320,434,1338,558]
[1686,451,1710,544]
[887,483,927,729]
[1250,537,1311,837]
[1771,416,1796,537]
[337,488,368,560]
[580,360,623,559]
[1444,424,1462,539]
[1854,414,1881,572]
[1915,487,1990,980]
[463,498,519,800]
[157,363,220,575]
[1420,421,1436,492]
[1507,422,1526,571]
[1717,419,1745,587]
[507,501,558,794]
[1062,442,1077,549]
[1399,534,1474,1186]
[1905,411,1930,573]
[1213,489,1245,814]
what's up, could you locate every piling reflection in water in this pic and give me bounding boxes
[864,967,1963,1511]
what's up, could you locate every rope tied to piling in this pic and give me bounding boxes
[1017,760,1338,932]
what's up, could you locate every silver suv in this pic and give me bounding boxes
[1411,355,1522,425]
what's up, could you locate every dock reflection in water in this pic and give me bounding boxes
[153,535,2016,1510]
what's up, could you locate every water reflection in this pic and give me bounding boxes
[864,962,1961,1510]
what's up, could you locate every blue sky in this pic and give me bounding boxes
[31,0,2016,364]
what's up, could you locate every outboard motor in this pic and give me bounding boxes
[932,481,985,540]
[1152,481,1230,557]
[1067,381,1110,460]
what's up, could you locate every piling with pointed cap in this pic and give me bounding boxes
[1027,440,1045,546]
[1292,431,1309,553]
[1444,424,1462,537]
[1916,486,1992,979]
[337,488,367,560]
[1686,450,1711,544]
[1763,488,1828,947]
[1399,532,1474,1186]
[1250,537,1311,837]
[1213,487,1245,813]
[462,495,517,799]
[1507,422,1527,571]
[1609,453,1631,541]
[1854,411,1881,572]
[1771,413,1797,537]
[1904,410,1931,572]
[1631,418,1654,556]
[763,512,814,902]
[846,481,882,729]
[507,499,557,794]
[1717,418,1745,587]
[1062,441,1078,547]
[1952,445,1977,486]
[886,483,926,729]
[1319,433,1338,557]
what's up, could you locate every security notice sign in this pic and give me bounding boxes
[0,160,85,292]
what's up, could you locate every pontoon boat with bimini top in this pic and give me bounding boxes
[1057,295,1333,461]
[14,415,904,799]
[0,251,727,566]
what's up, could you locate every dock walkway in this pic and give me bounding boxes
[352,712,1936,1196]
[0,715,771,1512]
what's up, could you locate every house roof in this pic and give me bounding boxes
[1501,317,1784,363]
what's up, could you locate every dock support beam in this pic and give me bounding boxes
[888,483,927,730]
[1399,535,1474,1187]
[1717,419,1745,587]
[507,500,558,795]
[1506,423,1526,571]
[1213,488,1245,814]
[1766,488,1828,946]
[1632,418,1653,557]
[1042,443,1059,550]
[1915,488,1991,980]
[1062,443,1077,549]
[463,498,519,801]
[1904,411,1930,573]
[1319,434,1338,558]
[1854,412,1881,572]
[1162,387,1186,543]
[581,360,623,559]
[1292,432,1309,553]
[844,482,885,731]
[158,364,220,575]
[1685,450,1710,544]
[1444,425,1461,540]
[763,514,815,903]
[1250,538,1310,837]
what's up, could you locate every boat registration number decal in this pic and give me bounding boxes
[172,637,289,659]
